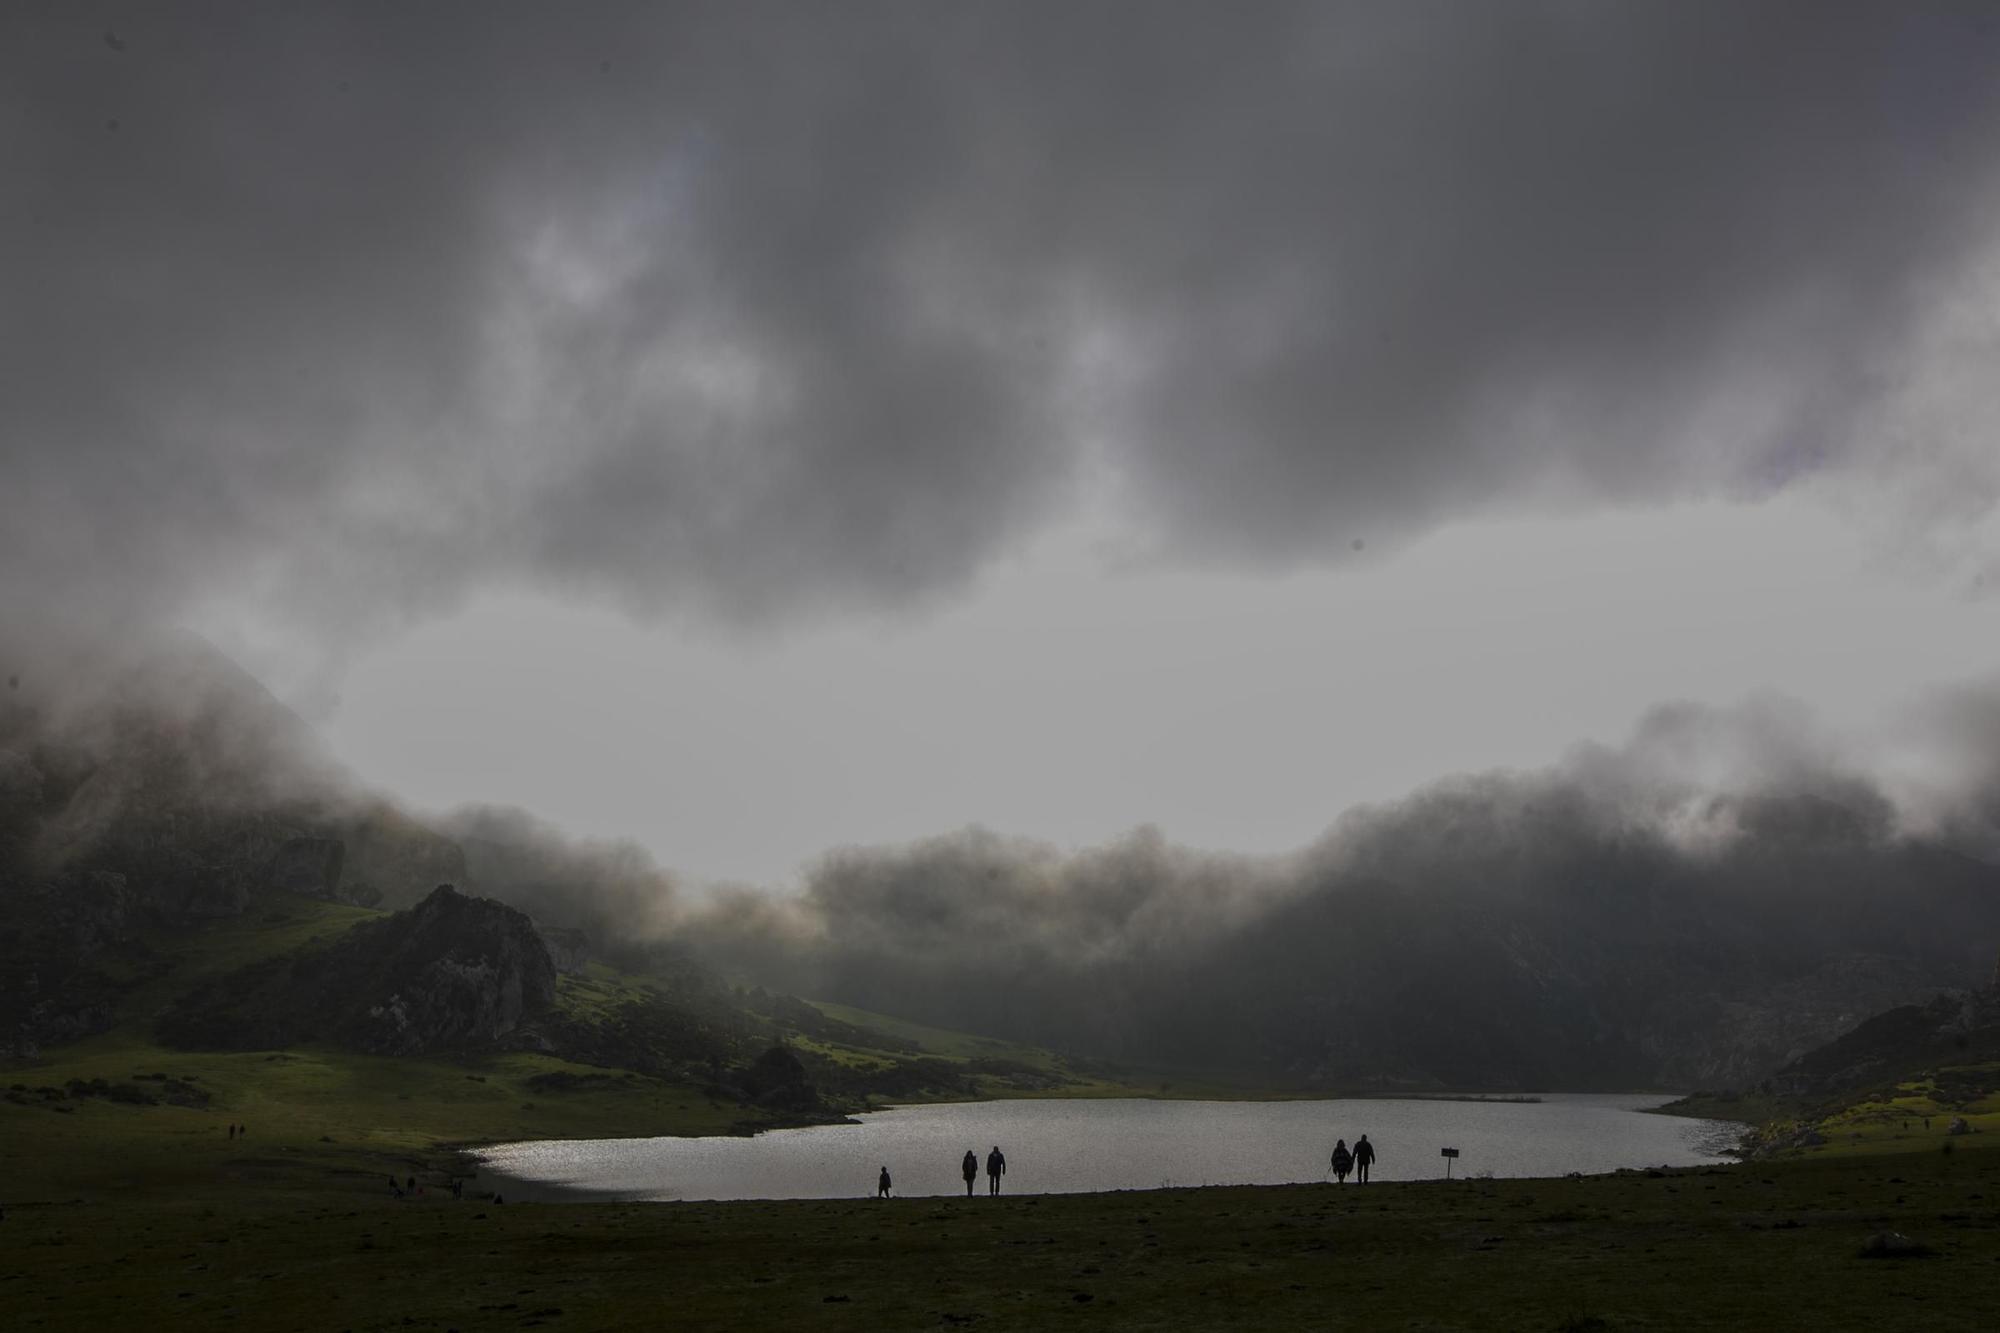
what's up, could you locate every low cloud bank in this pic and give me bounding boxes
[671,686,2000,1086]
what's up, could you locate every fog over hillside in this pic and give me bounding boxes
[10,5,2000,1092]
[9,633,2000,1089]
[676,687,2000,1088]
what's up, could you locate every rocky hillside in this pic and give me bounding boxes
[0,638,472,1054]
[158,885,558,1056]
[1764,969,2000,1102]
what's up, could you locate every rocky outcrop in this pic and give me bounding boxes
[536,923,592,975]
[335,806,467,909]
[1766,985,2000,1100]
[268,836,344,899]
[0,870,147,1057]
[159,884,558,1056]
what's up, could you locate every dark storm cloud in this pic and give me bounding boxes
[7,2,2000,642]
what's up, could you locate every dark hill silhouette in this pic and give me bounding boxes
[158,884,558,1055]
[1765,977,2000,1102]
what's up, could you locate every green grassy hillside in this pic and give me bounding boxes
[3,886,1158,1216]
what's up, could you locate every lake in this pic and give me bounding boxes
[475,1094,1744,1202]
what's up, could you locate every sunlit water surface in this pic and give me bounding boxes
[476,1094,1743,1202]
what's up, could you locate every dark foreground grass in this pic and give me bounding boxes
[7,1136,2000,1331]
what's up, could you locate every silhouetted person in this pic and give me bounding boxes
[878,1166,892,1198]
[986,1146,1006,1195]
[406,1175,416,1191]
[1330,1138,1352,1183]
[227,1123,235,1140]
[1354,1134,1375,1183]
[961,1150,978,1196]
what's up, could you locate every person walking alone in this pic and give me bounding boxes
[986,1146,1006,1196]
[1354,1134,1376,1183]
[877,1166,892,1199]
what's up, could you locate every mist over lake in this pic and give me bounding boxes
[478,1095,1741,1203]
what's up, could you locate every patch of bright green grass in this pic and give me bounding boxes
[801,1000,1298,1103]
[2,1032,760,1208]
[112,890,381,1023]
[806,999,1044,1063]
[551,965,664,1024]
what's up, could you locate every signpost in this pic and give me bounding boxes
[1441,1147,1460,1179]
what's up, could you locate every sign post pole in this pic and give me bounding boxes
[1441,1147,1459,1179]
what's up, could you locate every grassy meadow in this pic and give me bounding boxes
[8,892,2000,1328]
[6,1094,2000,1331]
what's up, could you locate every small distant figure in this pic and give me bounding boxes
[494,1193,505,1205]
[986,1146,1006,1196]
[387,1175,398,1192]
[878,1166,892,1199]
[1330,1138,1352,1183]
[451,1178,463,1200]
[961,1149,978,1197]
[406,1175,416,1191]
[227,1123,236,1140]
[1354,1134,1376,1183]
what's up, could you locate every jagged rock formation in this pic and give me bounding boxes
[0,870,152,1057]
[159,885,558,1056]
[536,923,592,976]
[1766,982,2000,1100]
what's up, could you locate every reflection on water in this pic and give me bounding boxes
[477,1094,1742,1203]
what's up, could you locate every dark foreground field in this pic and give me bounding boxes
[8,1145,2000,1331]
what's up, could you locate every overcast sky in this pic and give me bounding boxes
[10,3,2000,886]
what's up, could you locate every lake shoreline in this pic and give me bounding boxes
[471,1092,1745,1204]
